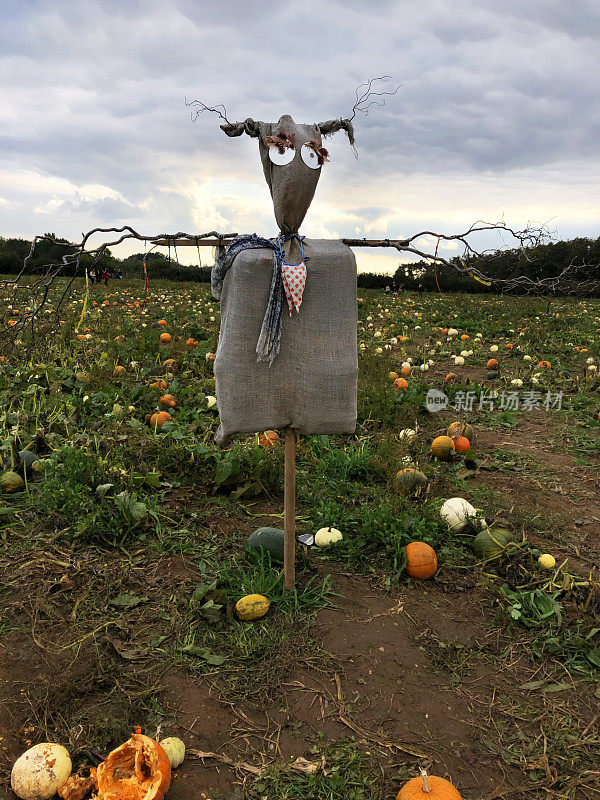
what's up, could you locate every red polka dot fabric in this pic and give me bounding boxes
[282,260,307,315]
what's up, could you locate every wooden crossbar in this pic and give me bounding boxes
[147,237,410,248]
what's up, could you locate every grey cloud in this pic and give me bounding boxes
[0,0,598,258]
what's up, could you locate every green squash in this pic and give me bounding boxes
[393,468,428,496]
[473,527,516,559]
[246,527,285,564]
[0,471,24,493]
[18,450,38,473]
[486,370,499,380]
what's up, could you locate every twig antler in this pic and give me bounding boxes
[349,75,401,121]
[184,96,232,125]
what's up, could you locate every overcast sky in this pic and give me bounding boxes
[1,0,599,274]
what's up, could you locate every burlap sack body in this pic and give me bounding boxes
[213,238,358,446]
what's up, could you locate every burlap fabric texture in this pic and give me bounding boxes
[213,238,358,446]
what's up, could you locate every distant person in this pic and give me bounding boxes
[385,285,391,293]
[103,269,110,286]
[88,268,96,283]
[418,283,424,295]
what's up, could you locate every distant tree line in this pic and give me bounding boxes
[393,236,600,295]
[121,252,212,282]
[0,234,212,282]
[1,234,598,294]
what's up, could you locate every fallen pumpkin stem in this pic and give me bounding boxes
[187,749,263,776]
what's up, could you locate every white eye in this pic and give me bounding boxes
[300,144,321,169]
[268,146,295,165]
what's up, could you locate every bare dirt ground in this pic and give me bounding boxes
[2,410,599,799]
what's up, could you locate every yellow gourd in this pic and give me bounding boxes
[235,594,270,621]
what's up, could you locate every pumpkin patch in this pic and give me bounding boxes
[1,276,599,799]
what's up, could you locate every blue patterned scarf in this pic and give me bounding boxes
[211,233,301,366]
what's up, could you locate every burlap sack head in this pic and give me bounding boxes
[257,115,322,235]
[220,115,355,235]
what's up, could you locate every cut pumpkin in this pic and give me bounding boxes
[95,732,171,800]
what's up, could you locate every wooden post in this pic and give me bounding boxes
[284,427,296,590]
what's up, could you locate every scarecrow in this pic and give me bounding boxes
[207,108,365,446]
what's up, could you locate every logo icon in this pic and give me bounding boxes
[425,389,449,413]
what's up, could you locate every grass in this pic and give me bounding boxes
[248,741,385,800]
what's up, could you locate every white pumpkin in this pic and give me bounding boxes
[11,743,71,800]
[398,429,416,441]
[315,527,343,547]
[160,737,186,768]
[440,498,486,533]
[205,395,217,409]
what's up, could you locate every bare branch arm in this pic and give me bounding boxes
[349,75,401,121]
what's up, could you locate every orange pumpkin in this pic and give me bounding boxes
[162,358,177,369]
[400,365,411,377]
[460,334,470,341]
[159,332,172,343]
[159,394,176,408]
[486,358,499,370]
[393,377,409,391]
[157,319,167,326]
[405,542,437,579]
[452,435,470,452]
[389,371,399,381]
[185,337,198,348]
[149,411,172,429]
[113,365,126,377]
[397,769,461,799]
[444,372,457,383]
[150,379,168,390]
[259,430,280,448]
[539,360,551,369]
[95,731,171,800]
